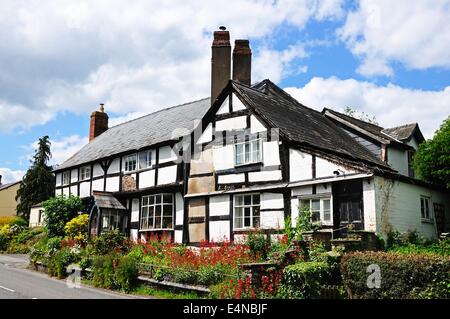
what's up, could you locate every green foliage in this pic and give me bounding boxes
[245,231,271,260]
[0,216,15,227]
[9,217,28,228]
[93,229,127,255]
[91,254,138,292]
[296,206,321,234]
[0,223,45,253]
[64,214,89,243]
[16,136,55,219]
[340,251,450,299]
[46,247,77,279]
[413,116,450,189]
[43,195,84,237]
[278,262,332,298]
[343,106,378,125]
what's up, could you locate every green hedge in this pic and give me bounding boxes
[91,254,138,292]
[341,251,450,299]
[278,262,332,298]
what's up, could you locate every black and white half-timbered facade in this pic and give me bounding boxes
[52,27,450,244]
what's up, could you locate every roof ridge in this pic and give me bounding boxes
[108,97,210,130]
[384,122,418,130]
[323,107,384,129]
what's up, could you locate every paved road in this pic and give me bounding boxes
[0,254,145,299]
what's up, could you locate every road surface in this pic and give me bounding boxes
[0,254,145,299]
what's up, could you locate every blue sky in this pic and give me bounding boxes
[1,0,449,183]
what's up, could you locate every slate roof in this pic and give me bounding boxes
[383,123,423,142]
[56,98,211,171]
[0,181,20,191]
[93,192,127,210]
[234,80,391,170]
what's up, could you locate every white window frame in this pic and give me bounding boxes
[420,196,433,222]
[299,197,333,226]
[124,153,138,172]
[234,138,263,166]
[62,171,70,186]
[101,209,127,233]
[80,166,91,181]
[139,150,152,170]
[140,194,174,231]
[233,193,261,230]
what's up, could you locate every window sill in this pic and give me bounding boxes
[234,162,263,168]
[139,228,174,232]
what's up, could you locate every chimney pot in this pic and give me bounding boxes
[211,27,231,104]
[233,39,252,86]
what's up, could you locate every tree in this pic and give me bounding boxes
[43,195,84,238]
[413,117,450,189]
[343,106,379,125]
[16,136,55,219]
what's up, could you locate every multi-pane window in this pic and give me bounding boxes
[139,150,152,169]
[300,198,332,225]
[62,171,70,185]
[101,209,127,233]
[234,194,260,229]
[80,166,91,180]
[141,194,174,230]
[124,154,137,172]
[420,196,432,220]
[235,139,262,166]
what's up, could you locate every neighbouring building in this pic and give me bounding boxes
[29,203,45,228]
[52,27,450,243]
[0,176,21,217]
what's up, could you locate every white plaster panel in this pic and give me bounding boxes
[175,192,184,225]
[139,170,155,189]
[290,149,312,181]
[209,220,230,242]
[70,185,78,196]
[316,156,355,178]
[263,141,280,166]
[248,170,282,182]
[213,145,234,170]
[92,178,104,191]
[217,96,229,115]
[79,182,90,198]
[62,187,70,196]
[261,193,284,210]
[157,165,177,185]
[291,186,313,196]
[232,93,246,111]
[130,229,138,242]
[196,123,213,144]
[215,116,247,132]
[387,147,408,176]
[131,198,139,222]
[55,173,62,187]
[159,145,177,163]
[218,173,245,184]
[108,158,120,174]
[363,178,376,232]
[93,163,103,177]
[250,115,267,134]
[105,176,120,192]
[174,230,183,244]
[260,210,285,229]
[209,195,230,216]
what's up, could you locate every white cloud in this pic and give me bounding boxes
[284,76,450,138]
[0,168,25,184]
[0,0,345,132]
[339,0,450,76]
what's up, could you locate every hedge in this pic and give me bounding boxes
[278,261,332,298]
[341,251,450,299]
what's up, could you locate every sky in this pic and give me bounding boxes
[0,0,449,183]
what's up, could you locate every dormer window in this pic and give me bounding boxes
[139,150,152,169]
[62,171,70,186]
[80,166,91,180]
[235,139,262,166]
[124,154,137,172]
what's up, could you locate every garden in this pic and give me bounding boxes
[1,195,449,299]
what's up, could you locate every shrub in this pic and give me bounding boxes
[43,195,84,237]
[340,251,450,299]
[245,231,271,260]
[0,216,15,227]
[91,254,116,289]
[278,262,332,298]
[93,229,128,255]
[91,254,138,292]
[114,255,138,292]
[9,217,28,228]
[64,214,89,244]
[47,247,77,278]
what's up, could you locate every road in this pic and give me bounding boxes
[0,254,145,299]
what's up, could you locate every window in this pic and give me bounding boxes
[38,210,43,225]
[139,150,152,169]
[235,139,262,166]
[407,150,415,178]
[62,171,70,185]
[234,194,260,229]
[101,209,127,233]
[124,154,137,172]
[141,194,174,230]
[299,197,332,225]
[80,166,91,180]
[420,196,432,221]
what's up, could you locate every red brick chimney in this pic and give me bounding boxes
[211,26,231,105]
[233,39,252,86]
[89,103,108,142]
